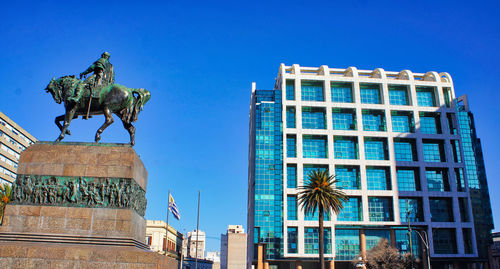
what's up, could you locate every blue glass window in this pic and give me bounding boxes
[301,81,324,101]
[287,164,297,189]
[393,138,417,162]
[287,227,298,253]
[422,140,445,162]
[304,227,331,254]
[334,136,358,159]
[287,196,297,220]
[459,198,470,222]
[362,110,386,131]
[396,168,420,191]
[391,111,414,133]
[366,167,391,190]
[433,229,457,254]
[399,198,423,222]
[395,230,421,256]
[331,82,353,103]
[303,135,327,158]
[360,84,382,104]
[337,197,362,221]
[332,108,356,130]
[335,229,359,260]
[426,168,450,191]
[451,140,461,162]
[302,107,326,129]
[416,87,436,107]
[368,197,393,221]
[364,138,388,160]
[286,107,296,128]
[286,135,296,158]
[419,112,441,134]
[455,168,465,192]
[388,85,409,105]
[429,198,453,222]
[365,230,391,250]
[335,165,360,190]
[286,80,295,100]
[443,87,452,108]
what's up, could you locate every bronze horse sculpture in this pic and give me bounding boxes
[45,76,151,145]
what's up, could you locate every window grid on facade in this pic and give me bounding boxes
[302,107,326,129]
[337,197,362,221]
[286,135,296,158]
[332,108,356,130]
[304,227,331,254]
[419,112,442,134]
[443,87,452,108]
[366,166,391,190]
[391,111,414,133]
[287,227,298,253]
[331,82,353,103]
[335,229,359,261]
[364,138,388,160]
[426,168,450,192]
[395,230,421,257]
[433,228,457,254]
[368,197,394,222]
[301,81,324,101]
[447,113,458,134]
[388,85,409,105]
[451,140,461,162]
[286,80,295,100]
[287,164,297,188]
[286,107,296,128]
[422,140,445,162]
[455,168,465,192]
[399,198,423,222]
[416,87,437,107]
[429,198,454,222]
[360,84,382,104]
[365,230,390,250]
[396,168,420,191]
[302,135,327,158]
[394,139,417,161]
[335,165,360,190]
[459,197,470,222]
[287,195,297,221]
[304,210,330,221]
[463,228,474,254]
[334,136,358,159]
[362,109,386,131]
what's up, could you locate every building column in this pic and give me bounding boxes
[296,260,302,269]
[359,229,367,261]
[390,229,396,248]
[328,259,335,269]
[257,244,264,269]
[264,262,269,269]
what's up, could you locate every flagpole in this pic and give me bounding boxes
[195,190,200,269]
[166,189,170,257]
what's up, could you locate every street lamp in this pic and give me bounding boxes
[415,230,431,269]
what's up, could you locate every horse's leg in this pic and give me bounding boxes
[95,107,114,143]
[56,107,77,142]
[55,114,73,135]
[120,118,135,146]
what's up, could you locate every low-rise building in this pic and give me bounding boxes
[221,225,247,269]
[145,220,183,259]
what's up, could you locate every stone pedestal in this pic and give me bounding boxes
[0,142,176,268]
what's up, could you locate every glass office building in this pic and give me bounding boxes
[247,65,493,268]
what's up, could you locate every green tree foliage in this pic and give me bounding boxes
[0,183,13,225]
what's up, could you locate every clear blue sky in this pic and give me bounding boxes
[1,0,499,252]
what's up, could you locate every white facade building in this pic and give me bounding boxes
[221,225,247,269]
[187,230,206,259]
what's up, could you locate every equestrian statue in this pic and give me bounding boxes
[45,52,151,146]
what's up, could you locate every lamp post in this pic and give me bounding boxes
[415,230,431,269]
[406,200,415,269]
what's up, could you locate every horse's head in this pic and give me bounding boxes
[45,77,62,104]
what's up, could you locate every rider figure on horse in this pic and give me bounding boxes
[68,52,115,104]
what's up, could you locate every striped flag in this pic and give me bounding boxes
[169,193,181,220]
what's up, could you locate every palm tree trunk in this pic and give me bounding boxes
[318,204,325,269]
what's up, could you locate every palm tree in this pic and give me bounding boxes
[298,169,348,269]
